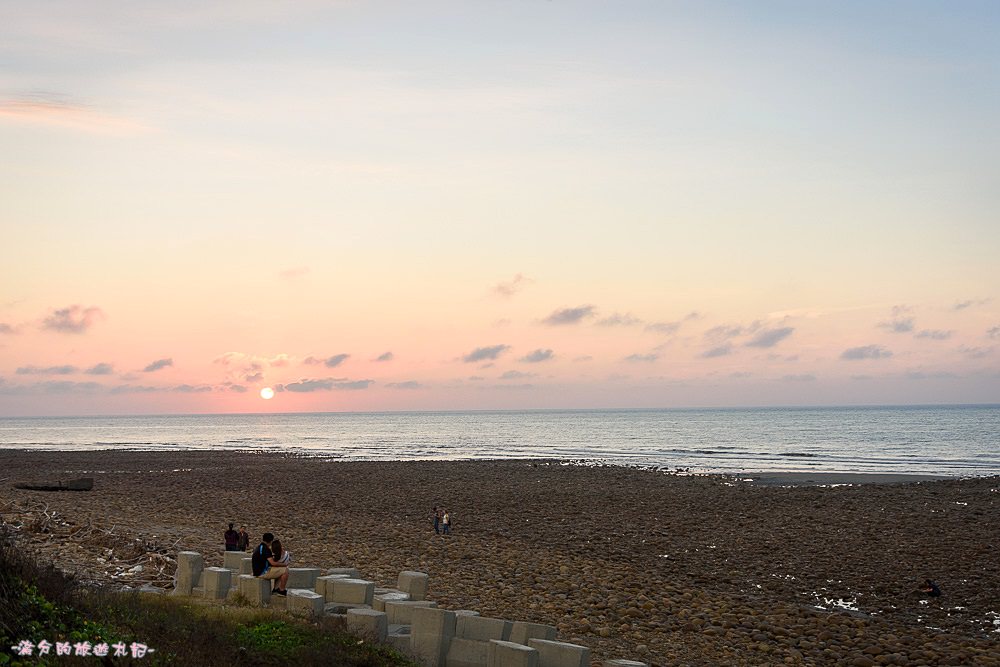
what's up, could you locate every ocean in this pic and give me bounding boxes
[1,405,998,476]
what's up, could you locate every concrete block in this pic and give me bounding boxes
[287,589,324,617]
[172,551,203,596]
[324,602,371,615]
[286,567,322,590]
[387,624,411,654]
[603,661,648,667]
[487,641,538,667]
[202,567,231,600]
[458,615,512,642]
[455,610,480,618]
[238,574,271,606]
[385,599,438,625]
[239,558,253,576]
[398,570,430,601]
[270,595,286,610]
[327,567,361,578]
[346,608,388,643]
[526,639,589,667]
[509,622,557,645]
[375,591,411,611]
[328,578,375,605]
[446,638,489,667]
[411,606,456,667]
[223,551,245,571]
[315,574,350,597]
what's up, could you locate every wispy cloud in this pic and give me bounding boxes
[84,362,114,375]
[914,329,952,340]
[958,345,993,359]
[462,344,510,363]
[841,345,893,360]
[493,273,533,298]
[953,298,990,311]
[386,381,423,389]
[645,321,680,334]
[0,93,150,135]
[782,374,816,382]
[905,370,958,380]
[0,380,103,395]
[41,305,104,334]
[541,305,594,326]
[16,365,77,375]
[878,305,914,333]
[624,353,659,363]
[0,323,15,334]
[173,384,212,393]
[520,349,554,363]
[304,354,350,368]
[988,326,1000,340]
[704,324,748,341]
[500,370,535,380]
[109,384,161,395]
[142,358,173,372]
[745,326,794,348]
[374,351,394,362]
[596,312,642,327]
[276,378,373,392]
[701,344,732,358]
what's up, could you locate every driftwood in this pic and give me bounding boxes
[13,477,94,492]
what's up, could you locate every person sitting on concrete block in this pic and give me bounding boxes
[251,532,289,596]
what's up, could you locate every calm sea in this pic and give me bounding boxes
[0,406,998,476]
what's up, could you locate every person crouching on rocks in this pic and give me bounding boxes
[251,532,289,596]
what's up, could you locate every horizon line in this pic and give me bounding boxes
[2,402,998,420]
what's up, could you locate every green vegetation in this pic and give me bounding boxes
[1,537,415,666]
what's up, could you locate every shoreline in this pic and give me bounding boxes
[1,447,995,484]
[3,451,999,665]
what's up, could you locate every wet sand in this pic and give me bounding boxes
[2,451,999,666]
[735,472,950,487]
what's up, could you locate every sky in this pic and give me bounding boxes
[1,1,998,416]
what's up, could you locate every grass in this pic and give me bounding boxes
[1,535,416,666]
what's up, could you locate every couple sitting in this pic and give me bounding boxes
[251,532,292,595]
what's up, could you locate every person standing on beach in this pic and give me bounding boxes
[432,506,440,534]
[224,523,240,551]
[442,509,451,535]
[238,525,250,552]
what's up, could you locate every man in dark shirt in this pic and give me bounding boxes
[251,532,289,595]
[224,523,240,551]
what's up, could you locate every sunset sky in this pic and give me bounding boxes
[2,1,998,416]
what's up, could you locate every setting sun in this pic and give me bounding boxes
[259,387,275,400]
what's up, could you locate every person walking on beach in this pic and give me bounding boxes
[238,525,250,552]
[432,506,441,534]
[442,509,451,535]
[224,523,240,551]
[251,532,289,595]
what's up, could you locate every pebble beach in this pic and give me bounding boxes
[2,450,999,666]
